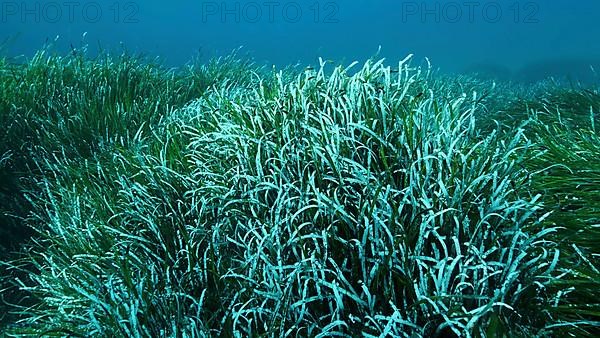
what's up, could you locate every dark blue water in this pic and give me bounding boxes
[2,0,599,82]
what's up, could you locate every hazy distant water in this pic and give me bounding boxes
[1,0,599,83]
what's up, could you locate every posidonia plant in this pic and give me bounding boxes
[174,58,559,337]
[1,49,598,337]
[521,98,600,338]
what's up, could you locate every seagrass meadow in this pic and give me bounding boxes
[0,48,599,337]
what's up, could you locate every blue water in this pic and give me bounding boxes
[2,0,599,82]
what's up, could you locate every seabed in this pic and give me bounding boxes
[0,48,599,337]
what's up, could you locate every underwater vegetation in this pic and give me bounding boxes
[462,63,513,82]
[0,48,599,337]
[464,58,600,85]
[515,58,600,85]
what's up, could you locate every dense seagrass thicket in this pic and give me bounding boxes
[2,56,570,337]
[178,59,560,337]
[0,48,256,330]
[523,91,600,337]
[0,48,256,251]
[2,49,600,336]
